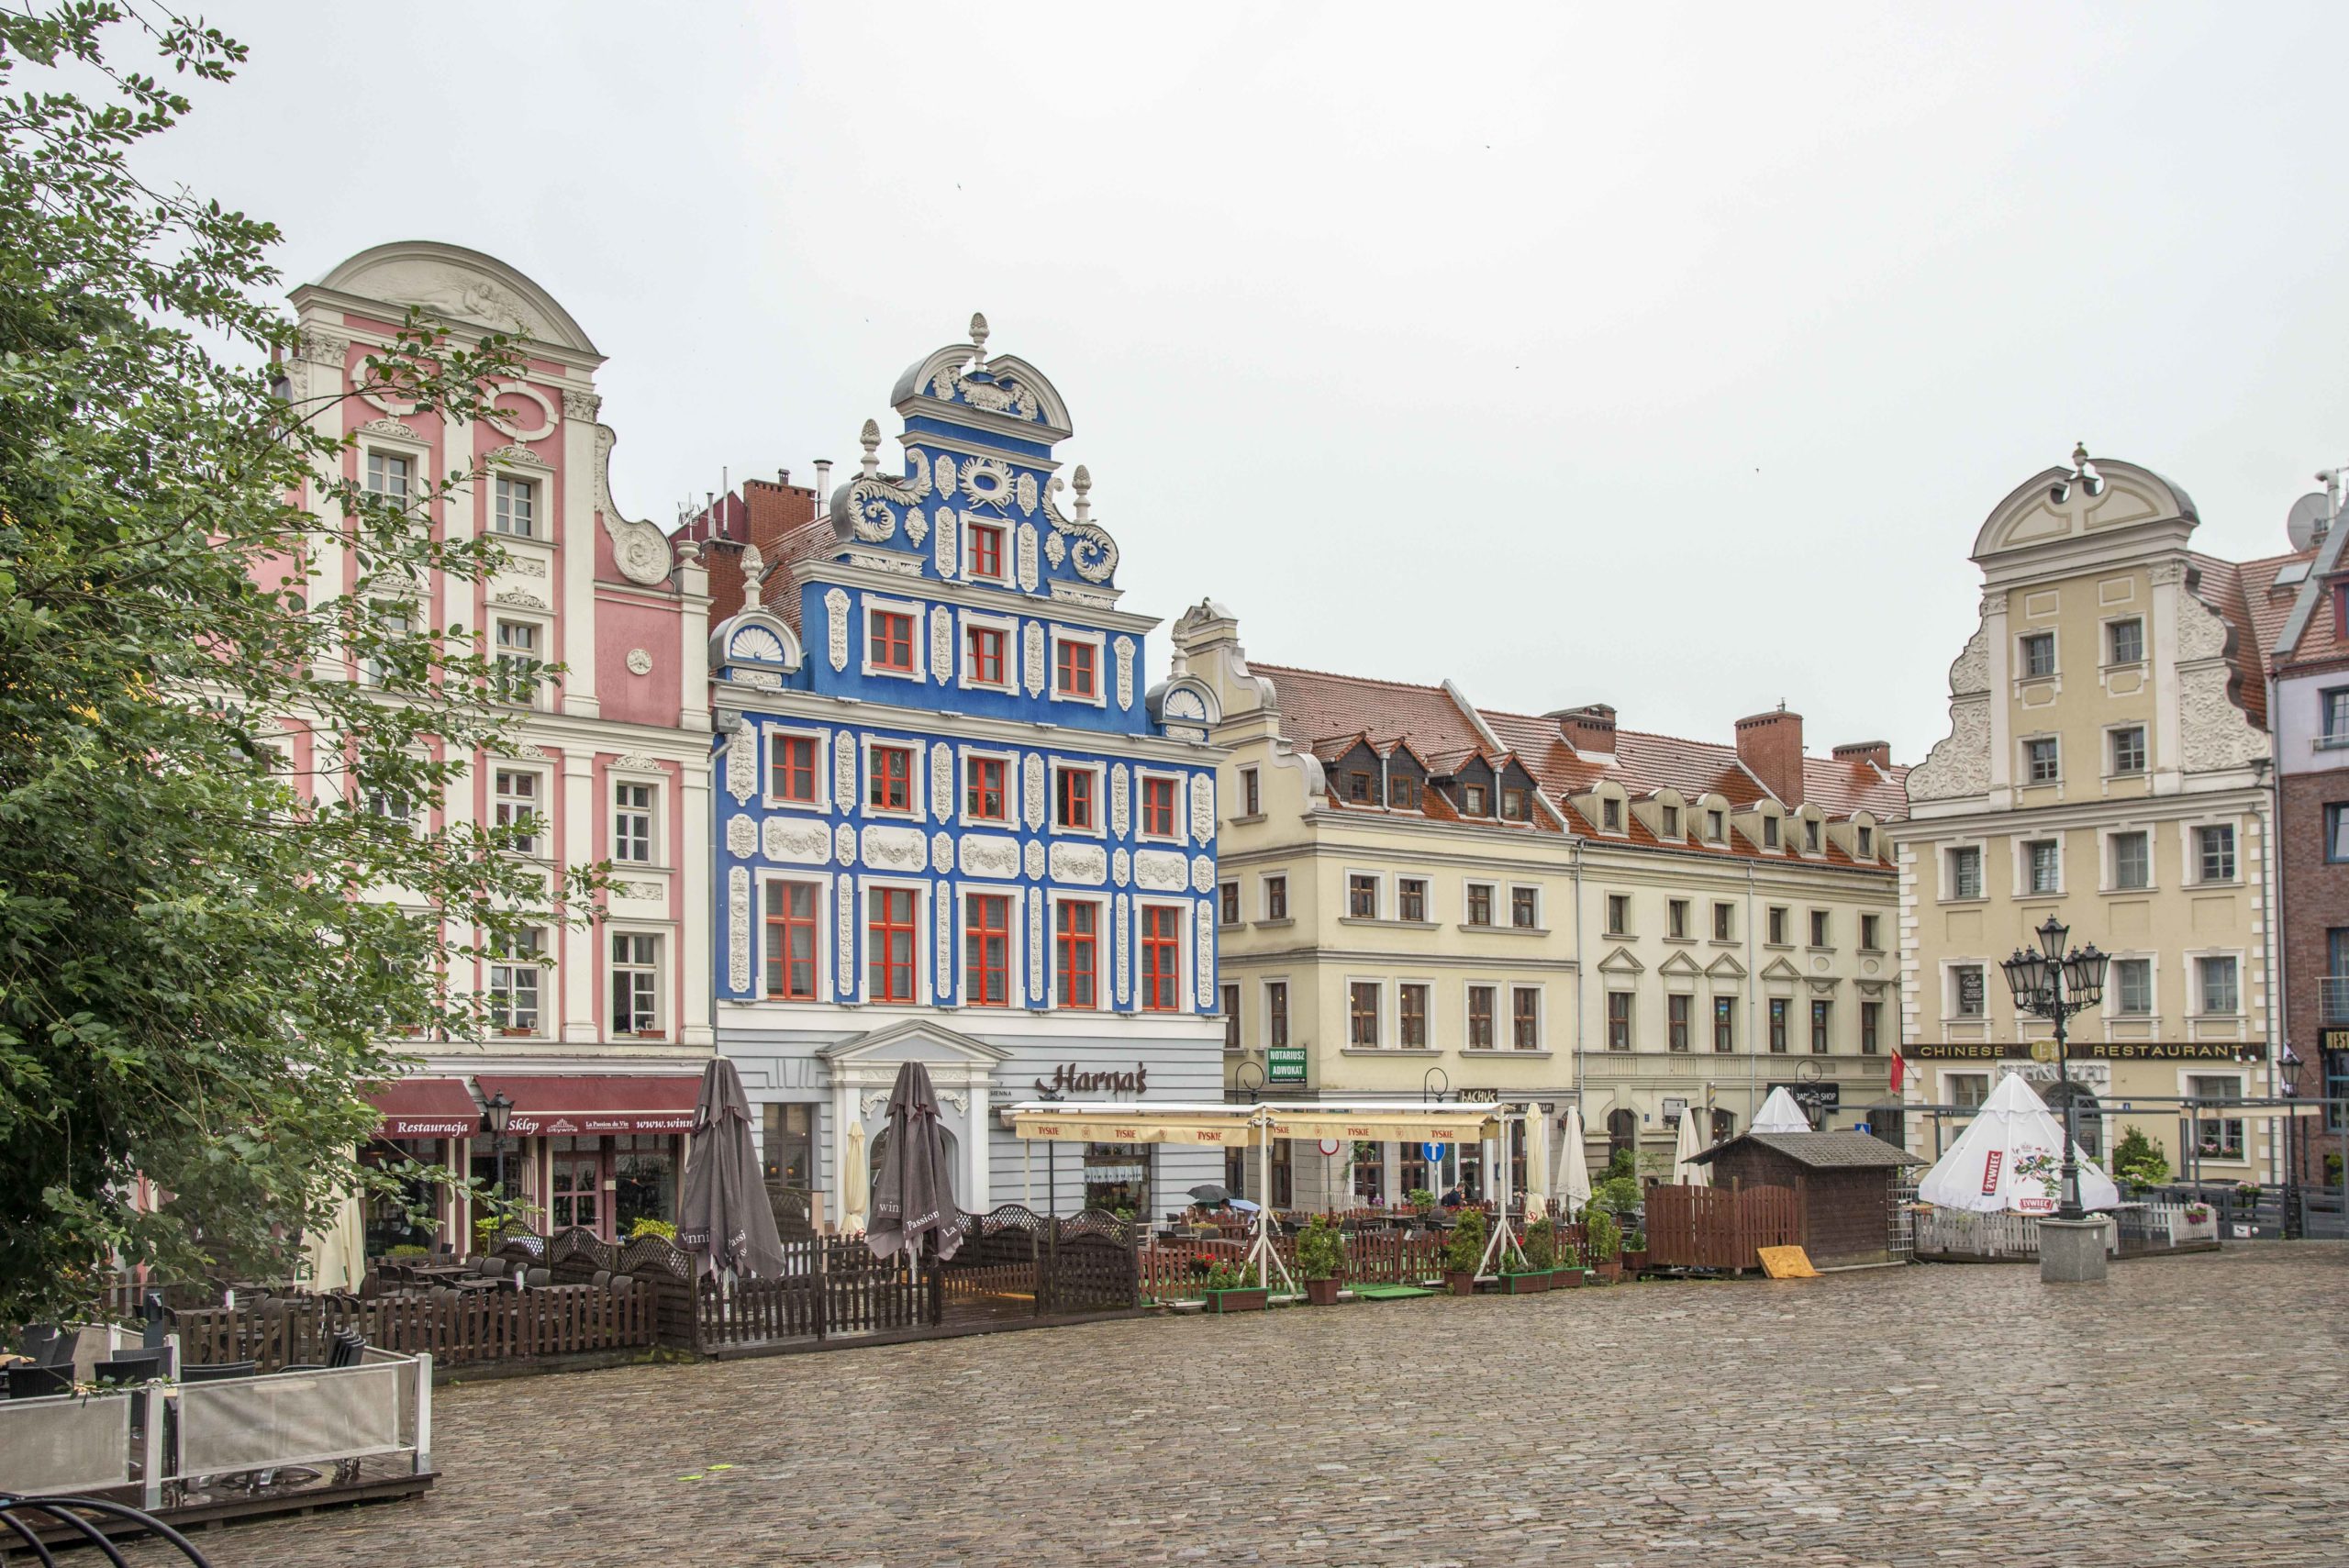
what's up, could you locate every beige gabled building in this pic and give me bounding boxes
[1175,602,1908,1208]
[1893,450,2294,1184]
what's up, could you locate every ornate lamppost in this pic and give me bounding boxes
[483,1090,515,1205]
[1999,916,2110,1220]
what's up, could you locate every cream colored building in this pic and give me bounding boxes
[1894,451,2296,1184]
[1176,603,1908,1209]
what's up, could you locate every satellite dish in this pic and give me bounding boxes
[2288,492,2332,552]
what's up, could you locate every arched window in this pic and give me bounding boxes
[1607,1109,1638,1165]
[1710,1108,1738,1143]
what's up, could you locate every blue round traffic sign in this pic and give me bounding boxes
[1422,1142,1447,1162]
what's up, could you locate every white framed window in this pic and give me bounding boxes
[764,725,829,811]
[608,931,663,1037]
[1396,877,1429,923]
[860,593,926,682]
[867,878,930,1006]
[1465,984,1498,1050]
[2106,616,2144,666]
[860,737,922,820]
[956,607,1019,693]
[612,778,658,863]
[2111,956,2154,1016]
[1760,811,1780,849]
[957,745,1017,828]
[1262,873,1289,921]
[2189,822,2239,884]
[2193,953,2242,1017]
[489,927,544,1034]
[1945,1072,1990,1110]
[1136,769,1185,843]
[365,784,417,830]
[1134,898,1191,1014]
[1944,844,1984,900]
[2106,828,2153,891]
[763,874,829,1002]
[1052,759,1106,835]
[1047,890,1103,1011]
[2020,838,2063,895]
[1263,977,1292,1049]
[493,767,544,856]
[2186,1072,2247,1159]
[1801,815,1822,854]
[1605,892,1631,936]
[1217,880,1241,928]
[493,617,544,706]
[1049,626,1107,706]
[1397,980,1432,1047]
[963,518,1009,584]
[2019,630,2057,679]
[491,473,538,538]
[1705,807,1726,842]
[2109,725,2147,776]
[2022,735,2061,784]
[1463,881,1496,928]
[362,597,413,686]
[1947,962,1987,1019]
[1343,870,1383,920]
[1510,985,1543,1051]
[364,449,414,508]
[1509,885,1542,929]
[956,884,1019,1008]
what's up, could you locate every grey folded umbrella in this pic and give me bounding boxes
[678,1059,788,1280]
[1187,1184,1231,1205]
[868,1062,962,1263]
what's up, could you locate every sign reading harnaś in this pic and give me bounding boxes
[1900,1042,2267,1062]
[1266,1047,1308,1084]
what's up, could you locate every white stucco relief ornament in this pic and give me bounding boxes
[1190,854,1216,893]
[1110,765,1130,837]
[1196,904,1216,1006]
[936,894,952,997]
[1114,895,1130,1006]
[1114,638,1135,710]
[626,648,652,676]
[862,825,928,872]
[1023,840,1046,881]
[838,873,857,988]
[1016,525,1040,592]
[833,729,857,805]
[930,830,954,872]
[727,867,751,993]
[933,509,957,577]
[726,814,758,860]
[1042,466,1119,584]
[592,426,674,587]
[724,734,758,805]
[1189,773,1216,842]
[1133,851,1188,892]
[1044,531,1067,570]
[930,609,953,686]
[1016,473,1038,515]
[765,817,830,864]
[824,588,851,672]
[833,823,857,866]
[960,456,1015,509]
[837,419,929,544]
[959,835,1020,879]
[1029,889,1046,1000]
[930,742,954,818]
[933,454,956,495]
[1022,754,1046,829]
[1048,843,1108,885]
[1021,623,1046,696]
[1113,848,1131,886]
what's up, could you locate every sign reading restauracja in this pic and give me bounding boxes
[701,314,1230,1226]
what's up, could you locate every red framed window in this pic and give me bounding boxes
[764,880,818,999]
[1055,638,1097,698]
[970,524,1004,579]
[1141,776,1176,838]
[868,886,918,1003]
[1140,905,1181,1012]
[869,745,913,811]
[966,756,1007,821]
[1055,900,1098,1009]
[966,626,1006,685]
[770,734,818,804]
[868,610,916,673]
[964,895,1011,1006]
[1055,767,1095,830]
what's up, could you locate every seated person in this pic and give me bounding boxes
[1438,1186,1465,1208]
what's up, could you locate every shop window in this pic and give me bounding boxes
[612,1135,677,1238]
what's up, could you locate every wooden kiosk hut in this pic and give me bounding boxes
[1687,1131,1921,1269]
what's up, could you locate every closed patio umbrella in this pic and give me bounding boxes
[303,1183,366,1293]
[867,1062,963,1262]
[678,1059,787,1280]
[843,1118,869,1231]
[1559,1105,1593,1217]
[1673,1102,1710,1187]
[1524,1108,1552,1220]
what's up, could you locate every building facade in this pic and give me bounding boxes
[700,317,1228,1229]
[1177,605,1906,1207]
[284,242,716,1251]
[1893,450,2294,1184]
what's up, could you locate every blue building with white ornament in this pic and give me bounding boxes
[699,317,1227,1229]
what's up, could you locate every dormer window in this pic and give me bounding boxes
[1661,806,1680,839]
[1348,773,1373,804]
[1803,818,1820,852]
[1858,827,1874,858]
[1389,775,1419,810]
[1707,809,1725,841]
[1601,797,1621,831]
[1501,786,1528,820]
[1462,784,1488,815]
[1763,816,1780,849]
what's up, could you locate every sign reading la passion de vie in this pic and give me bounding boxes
[1901,1041,2266,1062]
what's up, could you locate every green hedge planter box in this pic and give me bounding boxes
[1203,1287,1269,1314]
[1500,1270,1552,1295]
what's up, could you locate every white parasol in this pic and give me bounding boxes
[1752,1086,1813,1133]
[1916,1073,2120,1214]
[1672,1101,1710,1186]
[1558,1104,1594,1216]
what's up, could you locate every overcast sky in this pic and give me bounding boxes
[138,3,2349,761]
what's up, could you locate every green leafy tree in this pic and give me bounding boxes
[0,4,599,1319]
[2109,1127,2169,1194]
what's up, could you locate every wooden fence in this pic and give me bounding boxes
[1642,1184,1801,1271]
[173,1282,658,1372]
[1141,1228,1464,1300]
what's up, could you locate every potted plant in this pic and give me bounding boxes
[2183,1202,2212,1226]
[1584,1207,1622,1284]
[1503,1217,1555,1295]
[1200,1260,1269,1313]
[1407,1187,1437,1218]
[2110,1128,2169,1198]
[1297,1214,1346,1307]
[1442,1207,1486,1296]
[1621,1227,1649,1275]
[1553,1240,1586,1286]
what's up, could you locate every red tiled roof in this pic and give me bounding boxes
[2189,548,2311,730]
[1250,663,1490,762]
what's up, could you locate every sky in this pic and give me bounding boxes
[127,3,2349,761]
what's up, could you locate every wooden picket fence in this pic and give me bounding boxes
[1141,1228,1460,1300]
[1642,1184,1801,1271]
[172,1282,658,1372]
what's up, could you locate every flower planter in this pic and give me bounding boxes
[1303,1276,1341,1307]
[1623,1249,1649,1275]
[1501,1270,1551,1295]
[1203,1287,1268,1314]
[1553,1267,1585,1288]
[1445,1271,1477,1297]
[1593,1259,1622,1284]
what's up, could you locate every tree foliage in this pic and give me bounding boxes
[0,4,595,1318]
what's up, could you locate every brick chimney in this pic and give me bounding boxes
[697,473,820,624]
[1549,703,1617,757]
[1735,706,1805,805]
[1832,740,1891,770]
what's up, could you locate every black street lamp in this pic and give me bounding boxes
[483,1090,515,1210]
[1999,915,2110,1221]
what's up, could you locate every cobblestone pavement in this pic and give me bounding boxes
[133,1244,2348,1568]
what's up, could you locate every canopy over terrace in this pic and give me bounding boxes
[1006,1101,1507,1293]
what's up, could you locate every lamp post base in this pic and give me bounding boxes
[2038,1217,2110,1283]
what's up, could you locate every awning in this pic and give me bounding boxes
[473,1074,702,1137]
[365,1078,481,1140]
[1005,1100,1504,1148]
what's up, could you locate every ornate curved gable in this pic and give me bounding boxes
[311,239,599,356]
[1972,452,2198,562]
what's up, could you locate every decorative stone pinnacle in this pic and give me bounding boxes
[860,417,881,478]
[969,312,989,360]
[2072,441,2090,470]
[1072,463,1092,524]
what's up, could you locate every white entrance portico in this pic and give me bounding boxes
[818,1020,1008,1222]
